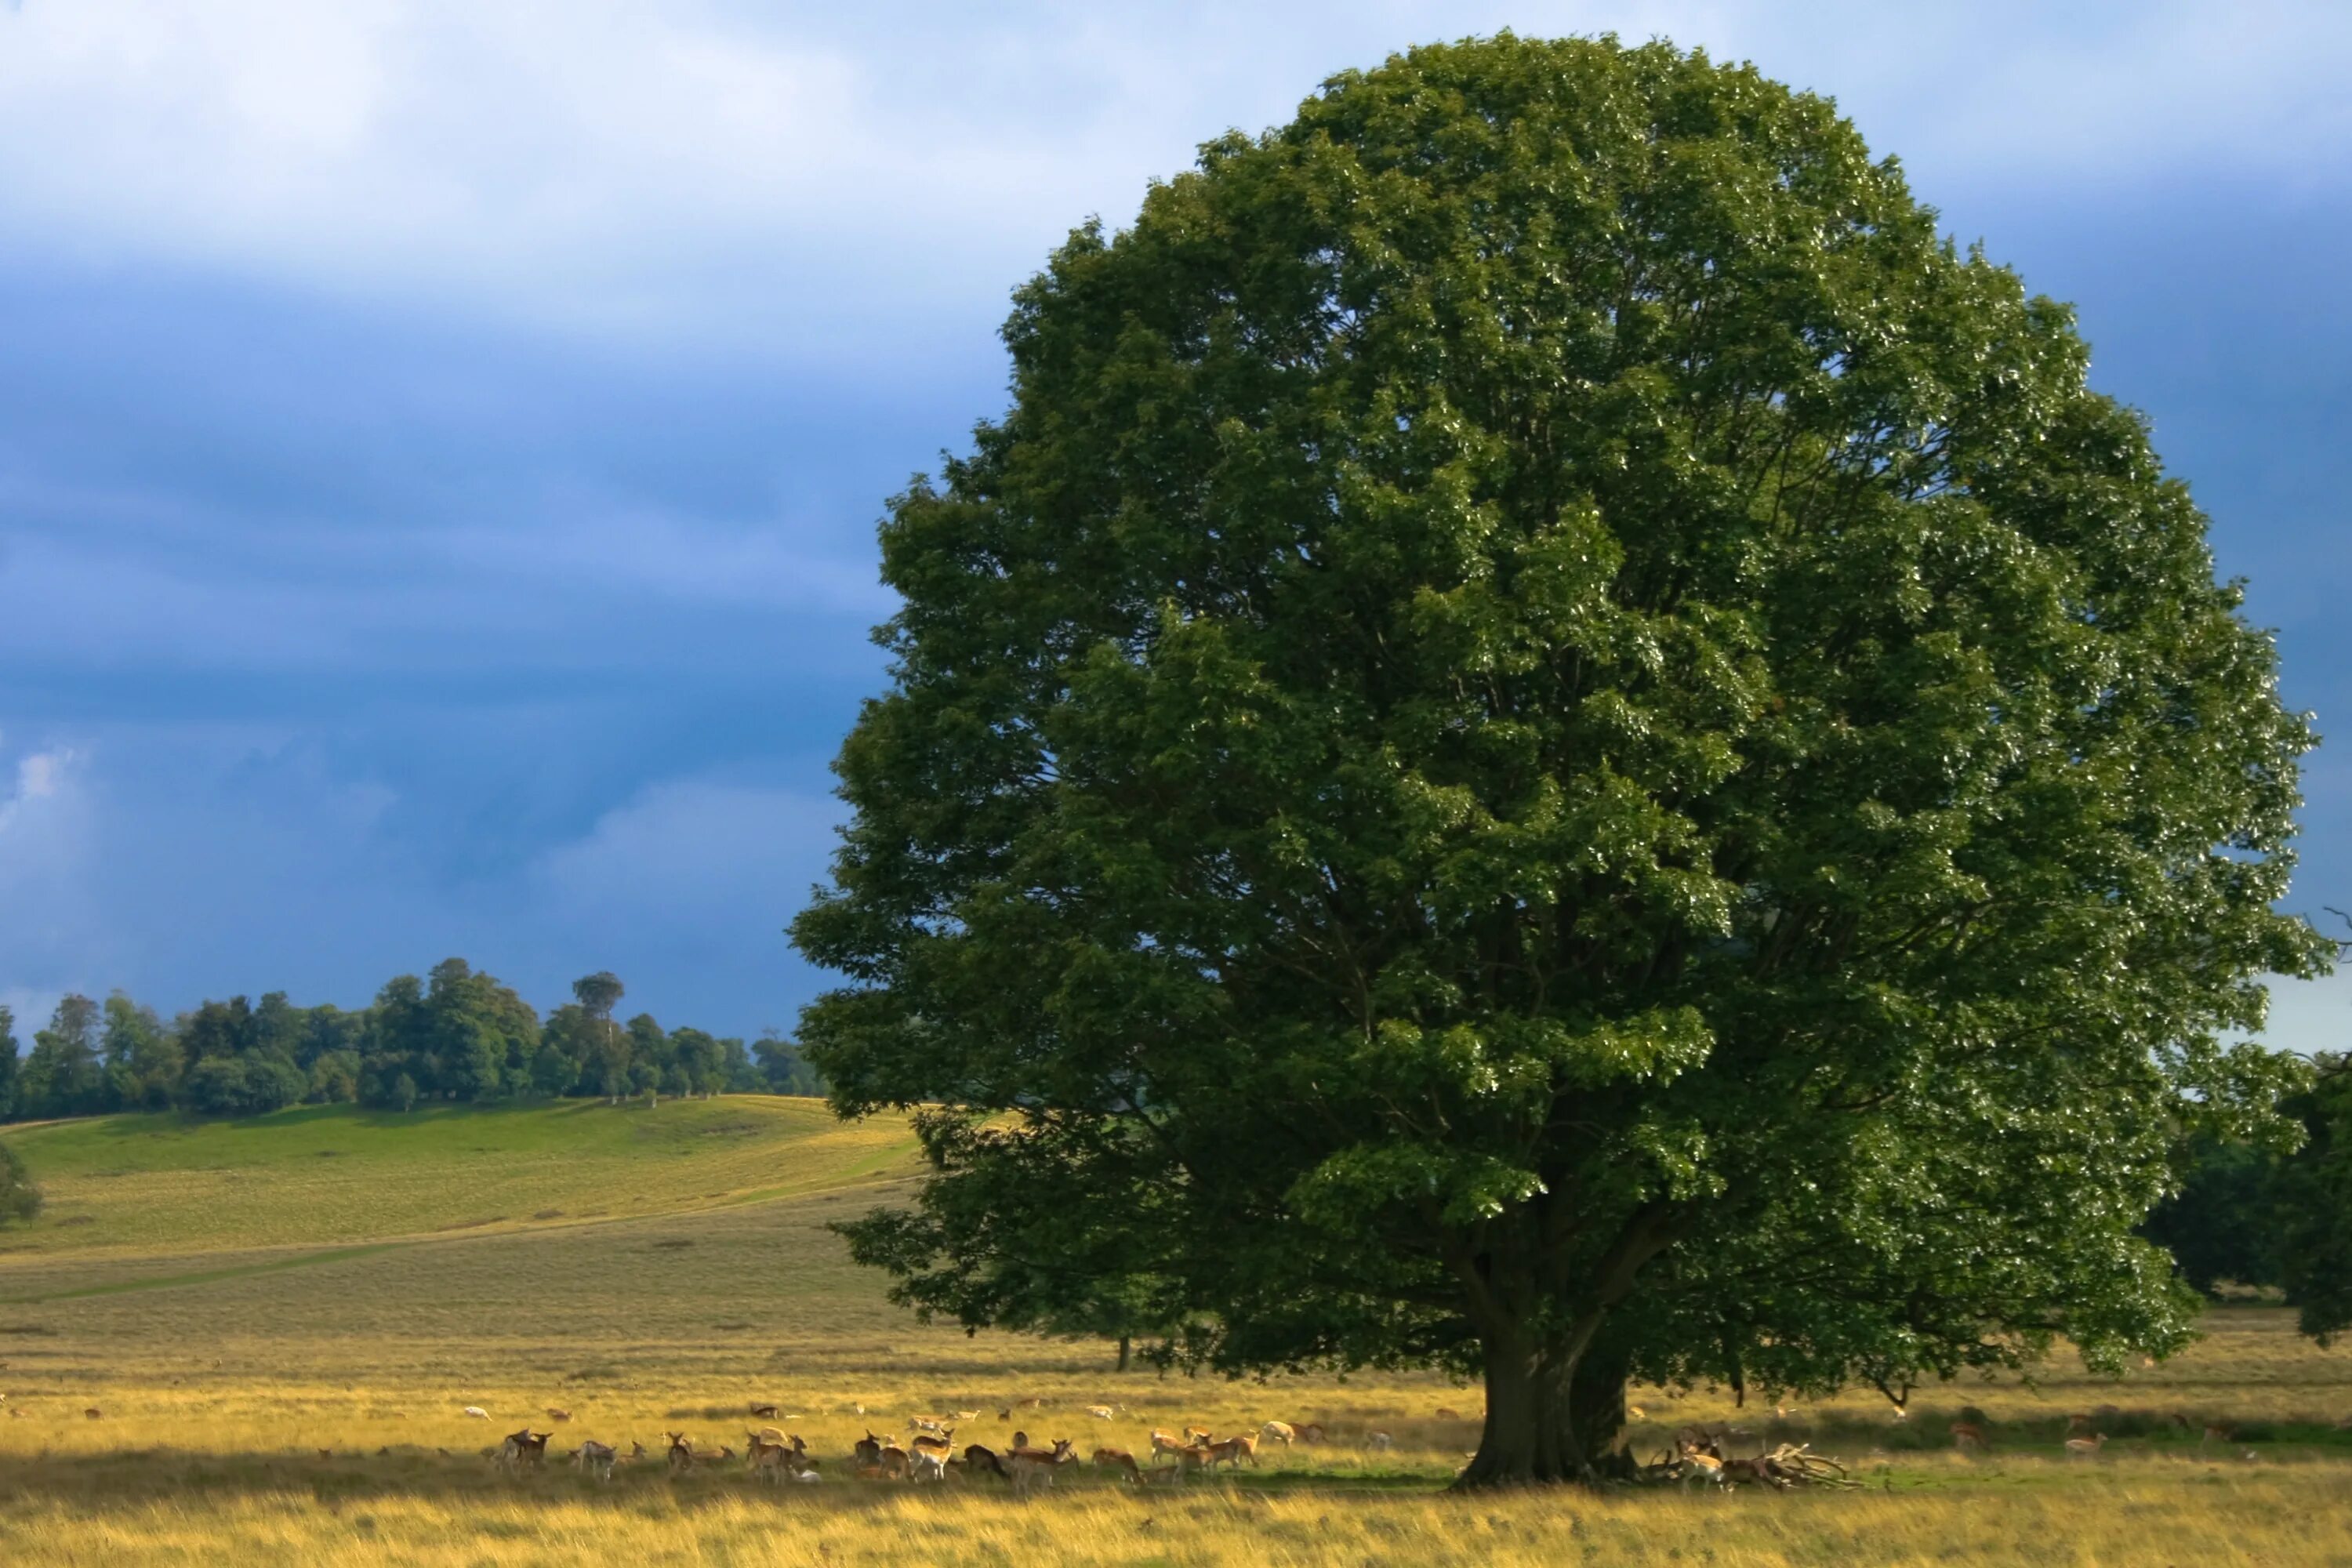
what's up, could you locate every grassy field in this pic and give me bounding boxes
[3,1100,2350,1564]
[0,1097,907,1256]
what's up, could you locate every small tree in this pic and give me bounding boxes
[795,35,2327,1485]
[572,973,629,1104]
[0,1142,39,1226]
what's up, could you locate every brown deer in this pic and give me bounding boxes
[1208,1432,1258,1469]
[1006,1437,1076,1494]
[496,1429,550,1470]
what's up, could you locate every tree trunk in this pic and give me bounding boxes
[1455,1330,1633,1488]
[1116,1334,1131,1372]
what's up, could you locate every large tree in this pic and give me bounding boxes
[792,34,2326,1485]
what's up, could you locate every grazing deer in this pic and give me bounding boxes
[1260,1421,1295,1446]
[83,1407,103,1421]
[1140,1461,1185,1487]
[750,1403,779,1419]
[573,1439,616,1481]
[545,1407,572,1423]
[1950,1421,1990,1453]
[1091,1446,1142,1483]
[1182,1425,1211,1446]
[1151,1429,1189,1461]
[2064,1432,2107,1460]
[960,1443,1009,1479]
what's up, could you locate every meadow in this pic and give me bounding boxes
[2,1099,2350,1565]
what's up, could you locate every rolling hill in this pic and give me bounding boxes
[0,1096,916,1258]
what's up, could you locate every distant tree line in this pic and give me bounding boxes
[0,964,824,1123]
[2143,1052,2352,1343]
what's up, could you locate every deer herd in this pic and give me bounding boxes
[466,1400,1356,1492]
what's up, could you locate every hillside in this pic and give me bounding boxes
[0,1097,916,1258]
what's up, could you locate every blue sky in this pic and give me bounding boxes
[2,2,2348,1047]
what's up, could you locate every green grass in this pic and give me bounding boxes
[0,1097,916,1256]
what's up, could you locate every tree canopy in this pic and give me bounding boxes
[793,33,2327,1485]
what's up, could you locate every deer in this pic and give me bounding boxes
[544,1407,572,1423]
[1091,1446,1142,1483]
[2064,1432,2107,1460]
[960,1443,1009,1479]
[1679,1450,1726,1489]
[1006,1437,1077,1495]
[572,1439,616,1481]
[1208,1432,1258,1469]
[909,1430,955,1484]
[665,1432,695,1472]
[1259,1421,1294,1446]
[1950,1421,1990,1453]
[496,1429,550,1470]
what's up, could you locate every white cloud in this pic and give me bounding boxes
[0,2,2343,345]
[528,775,837,943]
[0,742,106,994]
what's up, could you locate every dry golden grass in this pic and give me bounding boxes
[3,1102,2350,1563]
